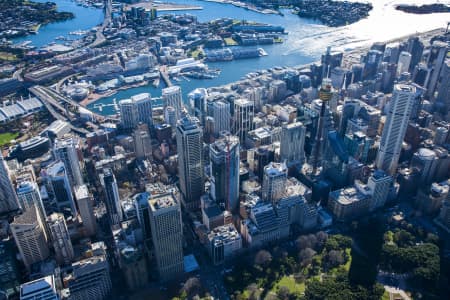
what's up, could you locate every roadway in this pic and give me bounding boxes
[89,0,112,48]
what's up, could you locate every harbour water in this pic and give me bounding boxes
[13,0,450,115]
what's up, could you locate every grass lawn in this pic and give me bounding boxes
[274,37,283,43]
[0,132,19,146]
[343,248,352,271]
[271,276,305,295]
[382,290,390,300]
[224,37,238,46]
[189,49,204,59]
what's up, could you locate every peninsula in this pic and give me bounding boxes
[395,3,450,15]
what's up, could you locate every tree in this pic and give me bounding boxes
[315,231,328,250]
[296,234,317,250]
[326,250,344,268]
[181,277,203,299]
[254,250,272,267]
[277,286,291,300]
[299,248,316,267]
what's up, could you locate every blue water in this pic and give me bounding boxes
[13,0,104,47]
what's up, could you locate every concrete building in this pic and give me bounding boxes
[62,242,111,300]
[148,193,184,281]
[16,180,47,222]
[211,100,231,136]
[11,207,49,271]
[327,187,371,221]
[176,117,204,210]
[376,84,416,175]
[54,137,84,187]
[133,123,152,159]
[207,224,242,265]
[436,59,450,111]
[426,41,448,98]
[262,162,287,204]
[367,170,392,211]
[100,168,123,228]
[397,51,412,76]
[233,98,254,144]
[47,213,74,266]
[0,153,19,214]
[162,86,183,120]
[188,88,208,125]
[280,122,306,166]
[20,275,59,300]
[119,93,153,129]
[74,185,96,237]
[209,135,240,212]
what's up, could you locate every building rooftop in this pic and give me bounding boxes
[149,192,178,211]
[74,185,89,200]
[330,187,369,206]
[208,224,241,246]
[12,208,38,225]
[20,275,56,298]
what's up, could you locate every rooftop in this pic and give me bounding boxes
[149,192,178,211]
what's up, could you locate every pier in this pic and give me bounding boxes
[160,66,173,88]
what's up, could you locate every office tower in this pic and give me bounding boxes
[253,146,275,181]
[280,122,306,166]
[376,84,416,175]
[367,170,392,210]
[100,168,123,227]
[262,162,288,204]
[164,106,177,129]
[133,192,151,240]
[233,98,254,144]
[42,161,77,217]
[410,148,437,186]
[11,207,49,271]
[148,193,184,281]
[397,51,412,76]
[363,49,383,80]
[406,36,424,72]
[119,93,153,129]
[133,123,152,159]
[176,117,204,210]
[20,275,59,300]
[16,180,47,225]
[210,135,240,212]
[74,185,96,237]
[54,137,84,187]
[47,213,74,265]
[426,41,448,98]
[436,59,450,111]
[188,88,208,125]
[162,86,183,120]
[212,100,231,136]
[321,47,343,80]
[62,242,111,300]
[0,153,19,214]
[434,127,449,146]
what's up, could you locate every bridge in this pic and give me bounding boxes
[89,0,112,48]
[159,65,173,87]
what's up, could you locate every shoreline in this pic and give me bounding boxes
[83,27,446,113]
[80,81,150,107]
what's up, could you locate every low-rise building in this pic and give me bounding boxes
[207,224,242,265]
[327,187,371,221]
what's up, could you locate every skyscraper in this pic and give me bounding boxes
[47,213,74,265]
[176,117,204,210]
[188,88,208,125]
[426,41,448,98]
[100,168,123,227]
[396,51,412,76]
[436,59,450,111]
[133,123,152,159]
[16,180,47,226]
[262,162,288,204]
[11,207,49,271]
[54,136,84,187]
[209,134,240,212]
[280,122,306,166]
[233,98,254,144]
[0,153,19,214]
[148,193,184,282]
[162,86,183,120]
[376,84,416,175]
[212,100,231,136]
[74,185,97,237]
[119,93,153,129]
[367,170,392,210]
[42,161,77,217]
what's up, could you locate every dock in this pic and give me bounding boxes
[159,66,173,88]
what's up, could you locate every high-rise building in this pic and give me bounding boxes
[162,86,183,120]
[426,41,448,98]
[47,213,74,265]
[20,275,59,300]
[176,117,204,210]
[62,242,111,300]
[16,180,46,218]
[367,170,392,210]
[262,162,288,204]
[74,185,96,237]
[11,207,49,270]
[406,36,424,72]
[42,161,77,217]
[396,51,412,76]
[436,59,450,111]
[233,98,254,144]
[211,100,231,136]
[148,193,184,281]
[133,123,152,159]
[280,122,306,166]
[188,88,208,125]
[376,84,416,175]
[100,168,123,227]
[210,135,240,212]
[164,106,177,130]
[119,93,153,129]
[54,137,84,187]
[0,153,19,214]
[133,192,151,240]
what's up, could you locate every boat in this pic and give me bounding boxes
[258,48,268,56]
[152,78,160,88]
